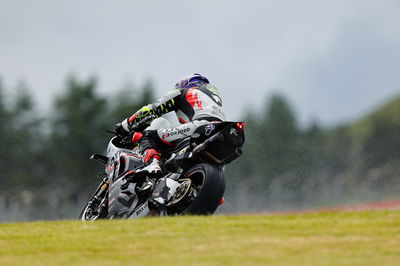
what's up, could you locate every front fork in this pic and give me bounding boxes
[91,177,109,206]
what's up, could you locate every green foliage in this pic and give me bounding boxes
[357,97,400,170]
[261,94,300,176]
[47,76,109,189]
[0,81,43,189]
[0,83,10,188]
[225,92,400,212]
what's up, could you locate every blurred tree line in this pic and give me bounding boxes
[0,76,155,221]
[1,76,400,221]
[223,93,400,212]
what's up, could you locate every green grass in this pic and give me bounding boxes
[1,211,400,266]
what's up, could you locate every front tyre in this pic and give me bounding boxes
[181,163,226,215]
[79,196,108,221]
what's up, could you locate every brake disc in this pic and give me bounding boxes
[167,178,192,206]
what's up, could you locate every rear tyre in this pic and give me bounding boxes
[181,163,225,215]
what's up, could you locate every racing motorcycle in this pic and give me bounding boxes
[79,119,245,220]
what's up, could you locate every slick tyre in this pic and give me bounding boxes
[79,202,98,221]
[182,163,225,215]
[79,198,108,221]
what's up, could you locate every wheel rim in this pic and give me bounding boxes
[82,204,100,221]
[168,179,192,206]
[82,197,106,221]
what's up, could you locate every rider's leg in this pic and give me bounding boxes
[132,120,213,175]
[131,132,162,175]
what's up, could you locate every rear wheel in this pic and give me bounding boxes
[179,163,225,215]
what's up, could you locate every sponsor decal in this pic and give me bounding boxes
[212,111,224,118]
[161,127,191,139]
[205,124,216,136]
[135,203,146,216]
[211,106,225,118]
[186,88,203,110]
[230,127,238,136]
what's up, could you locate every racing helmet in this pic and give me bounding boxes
[174,73,209,89]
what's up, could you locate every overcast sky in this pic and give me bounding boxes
[1,0,400,125]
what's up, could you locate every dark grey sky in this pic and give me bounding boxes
[1,0,400,125]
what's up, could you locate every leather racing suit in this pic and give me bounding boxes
[119,82,226,170]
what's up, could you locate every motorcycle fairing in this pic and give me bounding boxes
[83,120,245,220]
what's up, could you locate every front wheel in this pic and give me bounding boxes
[79,196,108,221]
[180,163,226,215]
[79,182,109,221]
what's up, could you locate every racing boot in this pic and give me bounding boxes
[137,149,162,176]
[130,132,162,176]
[136,149,162,193]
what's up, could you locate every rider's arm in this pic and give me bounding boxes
[121,89,182,132]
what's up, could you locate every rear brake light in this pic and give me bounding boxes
[218,197,225,205]
[236,122,245,129]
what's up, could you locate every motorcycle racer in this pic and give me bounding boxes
[115,73,226,176]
